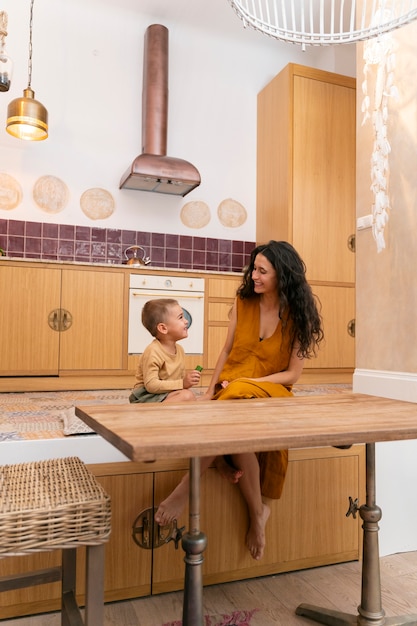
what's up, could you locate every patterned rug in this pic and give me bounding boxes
[0,389,131,442]
[0,384,352,442]
[162,608,259,626]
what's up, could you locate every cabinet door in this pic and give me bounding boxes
[305,284,355,369]
[205,277,240,372]
[59,269,125,371]
[292,75,356,284]
[0,265,61,375]
[77,470,153,602]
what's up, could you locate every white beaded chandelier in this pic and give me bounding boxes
[227,0,417,46]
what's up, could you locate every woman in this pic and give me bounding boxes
[155,240,323,560]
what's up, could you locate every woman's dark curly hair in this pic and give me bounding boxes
[237,240,324,359]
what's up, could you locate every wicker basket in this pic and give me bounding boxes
[0,456,111,555]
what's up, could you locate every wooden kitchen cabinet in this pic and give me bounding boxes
[78,463,153,603]
[152,445,365,593]
[0,262,127,377]
[304,284,355,370]
[257,63,356,373]
[0,264,61,375]
[204,276,241,378]
[0,446,365,619]
[59,268,125,372]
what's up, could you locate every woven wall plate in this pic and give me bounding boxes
[33,175,69,214]
[0,173,22,211]
[80,188,115,220]
[180,200,211,229]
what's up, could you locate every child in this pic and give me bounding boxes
[129,298,201,403]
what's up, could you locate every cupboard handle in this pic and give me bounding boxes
[347,234,356,252]
[48,309,60,332]
[60,309,73,331]
[132,507,185,550]
[48,309,73,332]
[347,319,355,338]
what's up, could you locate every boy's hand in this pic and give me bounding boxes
[183,368,201,388]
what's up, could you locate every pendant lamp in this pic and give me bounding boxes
[0,11,12,92]
[6,0,48,140]
[227,0,417,47]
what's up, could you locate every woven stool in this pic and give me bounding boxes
[0,456,111,625]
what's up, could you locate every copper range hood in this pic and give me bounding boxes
[120,24,201,197]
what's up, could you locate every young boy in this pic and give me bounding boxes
[129,298,201,403]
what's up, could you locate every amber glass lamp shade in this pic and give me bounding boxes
[6,87,48,141]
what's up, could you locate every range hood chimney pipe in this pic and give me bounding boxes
[119,24,201,197]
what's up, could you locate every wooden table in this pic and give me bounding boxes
[76,393,417,626]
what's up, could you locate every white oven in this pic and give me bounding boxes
[128,274,205,354]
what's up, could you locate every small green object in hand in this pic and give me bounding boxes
[195,365,203,372]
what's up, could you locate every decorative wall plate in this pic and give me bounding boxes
[217,198,247,228]
[180,200,211,229]
[33,175,69,213]
[0,173,22,211]
[80,188,115,220]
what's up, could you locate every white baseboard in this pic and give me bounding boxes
[353,368,417,402]
[353,368,417,556]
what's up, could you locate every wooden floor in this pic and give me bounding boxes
[4,551,417,625]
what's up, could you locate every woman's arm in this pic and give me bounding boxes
[252,343,304,386]
[199,299,238,399]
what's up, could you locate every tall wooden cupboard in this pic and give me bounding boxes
[257,63,356,372]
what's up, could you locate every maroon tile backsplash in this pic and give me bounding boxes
[0,218,254,273]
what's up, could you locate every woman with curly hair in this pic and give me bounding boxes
[155,241,324,560]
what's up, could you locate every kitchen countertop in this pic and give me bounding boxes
[0,256,242,276]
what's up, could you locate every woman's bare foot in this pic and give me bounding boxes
[246,503,270,560]
[215,456,243,484]
[154,481,188,526]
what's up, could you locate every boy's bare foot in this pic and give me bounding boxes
[246,503,270,560]
[214,456,243,484]
[154,484,188,526]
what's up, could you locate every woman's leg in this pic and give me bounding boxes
[229,452,270,561]
[214,455,243,483]
[154,455,215,525]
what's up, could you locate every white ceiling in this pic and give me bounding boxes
[81,0,356,73]
[89,0,287,46]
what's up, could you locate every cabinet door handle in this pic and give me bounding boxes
[48,309,60,332]
[347,234,356,252]
[48,309,73,332]
[347,319,356,337]
[132,507,185,550]
[60,309,73,331]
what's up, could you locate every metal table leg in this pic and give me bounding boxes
[296,443,417,626]
[182,457,207,626]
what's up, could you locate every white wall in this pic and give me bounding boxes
[0,0,355,241]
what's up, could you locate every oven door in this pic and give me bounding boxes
[128,289,205,355]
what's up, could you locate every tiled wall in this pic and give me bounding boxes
[0,218,255,273]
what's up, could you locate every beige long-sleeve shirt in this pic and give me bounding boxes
[133,339,185,394]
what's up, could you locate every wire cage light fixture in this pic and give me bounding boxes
[227,0,417,46]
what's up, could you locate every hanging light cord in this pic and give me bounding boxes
[27,0,35,88]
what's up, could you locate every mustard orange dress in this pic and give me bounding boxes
[213,297,295,499]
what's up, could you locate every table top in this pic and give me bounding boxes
[75,393,417,463]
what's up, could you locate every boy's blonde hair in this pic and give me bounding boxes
[141,299,179,337]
